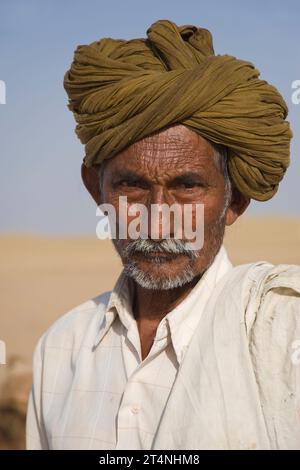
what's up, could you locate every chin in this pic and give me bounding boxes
[123,254,198,290]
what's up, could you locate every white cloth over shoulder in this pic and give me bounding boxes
[151,262,300,449]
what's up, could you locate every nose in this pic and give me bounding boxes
[147,186,176,240]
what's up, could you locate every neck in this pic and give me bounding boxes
[132,273,202,323]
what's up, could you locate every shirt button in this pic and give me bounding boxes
[131,405,140,414]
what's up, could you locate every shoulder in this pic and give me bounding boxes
[214,261,300,447]
[217,260,300,300]
[245,261,300,342]
[211,260,300,333]
[241,263,300,448]
[34,290,112,360]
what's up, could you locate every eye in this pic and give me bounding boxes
[114,179,147,189]
[175,181,203,190]
[170,176,205,190]
[182,182,201,189]
[118,179,135,187]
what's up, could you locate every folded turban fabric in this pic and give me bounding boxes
[63,20,292,201]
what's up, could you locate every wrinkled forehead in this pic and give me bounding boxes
[130,124,214,154]
[104,125,217,176]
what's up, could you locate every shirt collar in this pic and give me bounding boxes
[93,244,232,359]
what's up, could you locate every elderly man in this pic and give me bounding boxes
[26,20,300,450]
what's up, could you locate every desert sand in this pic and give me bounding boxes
[0,216,299,448]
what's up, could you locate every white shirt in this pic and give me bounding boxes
[26,245,232,450]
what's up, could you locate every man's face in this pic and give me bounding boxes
[94,124,238,290]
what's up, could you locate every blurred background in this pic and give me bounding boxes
[0,0,299,449]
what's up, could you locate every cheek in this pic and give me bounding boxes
[106,197,144,238]
[186,194,224,232]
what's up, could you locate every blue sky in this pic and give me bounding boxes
[0,0,299,234]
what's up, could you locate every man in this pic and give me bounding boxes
[26,20,300,450]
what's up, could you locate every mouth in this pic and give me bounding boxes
[133,251,184,261]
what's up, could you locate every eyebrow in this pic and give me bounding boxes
[112,169,206,186]
[112,170,148,184]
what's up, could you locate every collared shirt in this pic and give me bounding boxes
[26,245,233,450]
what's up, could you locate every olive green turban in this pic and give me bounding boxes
[63,19,292,201]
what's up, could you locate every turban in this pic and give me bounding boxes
[63,20,292,201]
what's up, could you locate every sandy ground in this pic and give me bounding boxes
[0,216,299,448]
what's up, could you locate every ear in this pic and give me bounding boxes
[225,186,250,226]
[81,163,102,205]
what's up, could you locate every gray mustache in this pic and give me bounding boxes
[122,238,199,259]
